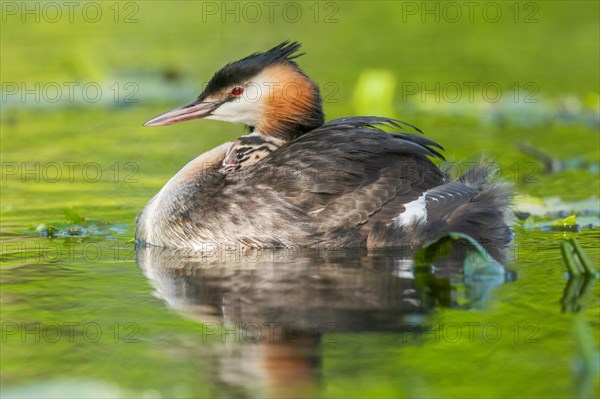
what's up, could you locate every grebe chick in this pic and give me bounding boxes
[221,134,284,174]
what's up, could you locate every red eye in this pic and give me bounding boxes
[231,87,244,96]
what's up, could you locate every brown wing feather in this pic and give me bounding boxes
[236,117,445,246]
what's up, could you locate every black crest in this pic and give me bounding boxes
[198,41,304,101]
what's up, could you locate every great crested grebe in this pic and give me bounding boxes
[137,41,512,252]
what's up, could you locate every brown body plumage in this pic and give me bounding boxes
[137,42,512,255]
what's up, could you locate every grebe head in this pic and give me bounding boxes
[144,41,325,141]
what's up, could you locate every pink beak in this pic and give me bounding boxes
[144,99,222,126]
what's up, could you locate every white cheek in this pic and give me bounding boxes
[208,94,263,125]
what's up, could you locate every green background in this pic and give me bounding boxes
[1,1,599,398]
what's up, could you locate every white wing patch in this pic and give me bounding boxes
[392,192,428,226]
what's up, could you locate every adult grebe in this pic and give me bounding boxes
[137,41,511,252]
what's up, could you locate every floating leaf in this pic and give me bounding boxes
[515,196,599,218]
[553,214,577,227]
[447,233,506,277]
[415,232,506,277]
[414,235,452,264]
